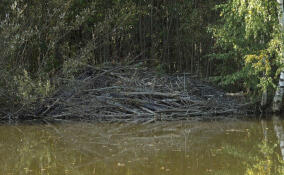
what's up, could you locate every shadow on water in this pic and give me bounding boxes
[0,116,284,175]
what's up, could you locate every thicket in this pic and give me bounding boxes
[210,0,282,100]
[0,0,283,113]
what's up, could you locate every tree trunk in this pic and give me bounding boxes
[273,0,284,112]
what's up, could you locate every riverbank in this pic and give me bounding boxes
[1,63,252,122]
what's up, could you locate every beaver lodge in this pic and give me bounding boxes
[6,63,251,122]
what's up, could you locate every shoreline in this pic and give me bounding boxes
[1,64,253,122]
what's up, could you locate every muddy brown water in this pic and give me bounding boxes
[0,116,283,175]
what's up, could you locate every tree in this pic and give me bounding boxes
[273,0,284,112]
[210,0,281,104]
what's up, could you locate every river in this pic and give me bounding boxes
[0,116,283,175]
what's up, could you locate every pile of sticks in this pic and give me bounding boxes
[36,64,248,122]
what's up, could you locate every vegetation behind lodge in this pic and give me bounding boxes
[1,0,284,117]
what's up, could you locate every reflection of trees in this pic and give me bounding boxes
[0,126,88,175]
[244,140,279,175]
[0,126,62,174]
[272,115,284,160]
[2,120,284,174]
[243,117,284,175]
[261,119,268,141]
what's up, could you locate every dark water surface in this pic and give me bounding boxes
[0,116,284,175]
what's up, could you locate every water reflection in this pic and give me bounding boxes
[273,115,284,160]
[0,117,283,175]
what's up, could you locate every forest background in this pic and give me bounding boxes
[0,0,283,113]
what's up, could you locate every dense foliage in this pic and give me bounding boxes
[0,0,283,112]
[210,0,282,98]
